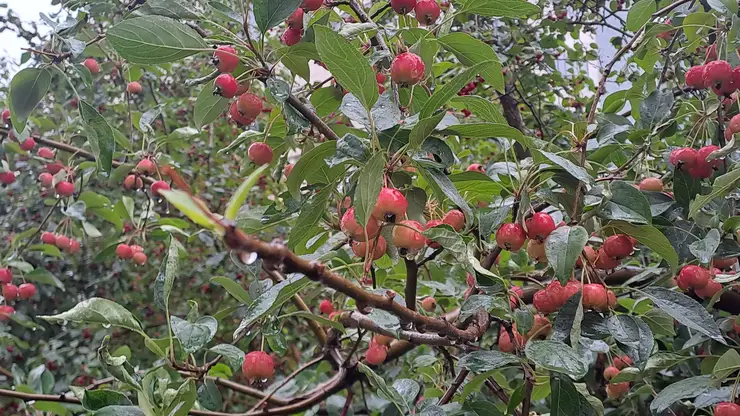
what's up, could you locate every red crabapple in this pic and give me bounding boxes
[136,159,156,174]
[83,58,99,74]
[39,172,53,187]
[496,223,526,251]
[466,164,485,173]
[2,284,18,300]
[372,188,408,223]
[525,212,555,241]
[237,93,263,120]
[229,101,253,125]
[38,147,55,159]
[41,232,56,245]
[594,248,620,270]
[116,244,134,259]
[442,210,465,231]
[0,269,11,284]
[421,297,437,312]
[351,237,387,260]
[391,220,426,250]
[127,81,142,94]
[20,138,36,151]
[18,283,35,300]
[669,148,697,171]
[414,0,440,25]
[286,8,304,29]
[301,0,322,10]
[123,175,143,190]
[213,45,239,73]
[319,300,334,315]
[366,344,387,365]
[150,181,170,196]
[248,142,273,165]
[606,382,629,399]
[132,252,148,265]
[603,234,633,259]
[685,65,707,89]
[55,235,71,251]
[0,305,15,321]
[677,265,710,290]
[0,172,15,185]
[214,74,238,98]
[639,177,663,192]
[391,0,417,14]
[603,366,620,381]
[715,402,740,416]
[582,284,609,312]
[55,181,75,197]
[281,28,303,46]
[390,52,425,86]
[340,207,380,241]
[242,351,275,380]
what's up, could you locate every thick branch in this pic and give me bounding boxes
[286,95,341,141]
[404,258,419,311]
[438,369,469,405]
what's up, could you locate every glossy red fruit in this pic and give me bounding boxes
[0,171,15,185]
[237,93,263,119]
[132,251,148,265]
[704,60,733,87]
[55,235,71,251]
[340,207,381,241]
[714,257,737,269]
[526,240,547,263]
[0,305,15,321]
[0,269,11,284]
[39,172,53,188]
[670,147,698,171]
[606,382,629,399]
[351,237,387,260]
[46,162,64,174]
[319,300,334,315]
[509,286,524,309]
[391,52,425,86]
[366,345,387,365]
[496,223,526,251]
[41,232,57,245]
[136,159,156,174]
[150,181,170,196]
[577,245,597,267]
[639,177,663,191]
[286,8,304,29]
[372,188,408,223]
[214,74,238,98]
[38,147,55,159]
[498,326,523,353]
[603,234,633,259]
[248,142,274,166]
[1,109,10,124]
[18,283,35,300]
[603,365,620,381]
[607,290,617,309]
[442,210,465,231]
[613,355,633,370]
[391,0,417,14]
[594,248,620,270]
[696,278,722,299]
[19,137,36,151]
[229,101,253,125]
[466,163,485,173]
[213,45,239,73]
[533,289,557,314]
[116,244,133,259]
[242,351,275,380]
[730,114,740,134]
[2,284,18,300]
[525,212,555,241]
[301,0,323,10]
[582,284,609,311]
[677,265,710,290]
[123,175,143,190]
[414,0,440,25]
[83,58,99,74]
[425,219,443,248]
[697,145,722,170]
[126,81,142,94]
[686,65,707,89]
[281,28,303,46]
[68,239,81,254]
[55,181,75,197]
[526,314,552,339]
[130,245,144,253]
[421,297,437,312]
[715,402,740,416]
[376,73,387,84]
[392,220,426,250]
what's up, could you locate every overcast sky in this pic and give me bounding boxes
[1,0,57,74]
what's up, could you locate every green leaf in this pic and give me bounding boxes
[550,373,597,416]
[171,316,217,353]
[358,363,410,414]
[422,226,468,264]
[289,186,333,251]
[194,81,229,129]
[154,237,182,310]
[409,112,447,149]
[650,375,713,414]
[609,315,653,369]
[438,33,503,91]
[79,101,115,174]
[539,151,593,185]
[461,0,541,17]
[315,26,377,111]
[159,190,222,232]
[28,364,54,394]
[233,275,311,339]
[458,350,520,373]
[253,0,301,33]
[419,168,474,231]
[310,87,343,117]
[443,122,525,141]
[279,311,346,333]
[353,153,385,228]
[136,0,199,19]
[642,287,724,343]
[639,89,674,130]
[163,379,196,416]
[708,0,738,15]
[626,0,656,31]
[197,379,222,411]
[450,95,506,124]
[525,340,587,378]
[9,67,51,130]
[545,225,588,283]
[39,298,144,335]
[689,228,721,264]
[713,349,740,379]
[690,168,740,218]
[420,61,495,118]
[341,92,400,131]
[95,406,145,416]
[600,181,652,224]
[209,344,245,371]
[602,220,678,272]
[287,141,337,198]
[107,16,208,64]
[225,165,270,221]
[82,390,132,411]
[642,308,676,336]
[210,276,251,304]
[463,400,504,416]
[24,268,65,290]
[685,13,717,46]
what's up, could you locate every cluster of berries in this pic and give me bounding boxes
[685,60,740,97]
[35,146,77,197]
[366,334,391,365]
[41,231,82,254]
[126,158,171,196]
[533,281,617,314]
[668,145,722,179]
[0,268,37,321]
[497,314,551,353]
[496,212,556,263]
[280,0,323,46]
[675,265,723,299]
[116,243,148,265]
[390,0,441,26]
[242,351,275,382]
[603,355,633,400]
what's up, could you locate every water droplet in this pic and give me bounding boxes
[245,252,258,265]
[102,323,111,329]
[165,210,170,215]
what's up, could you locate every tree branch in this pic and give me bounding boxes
[404,258,419,312]
[438,369,469,405]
